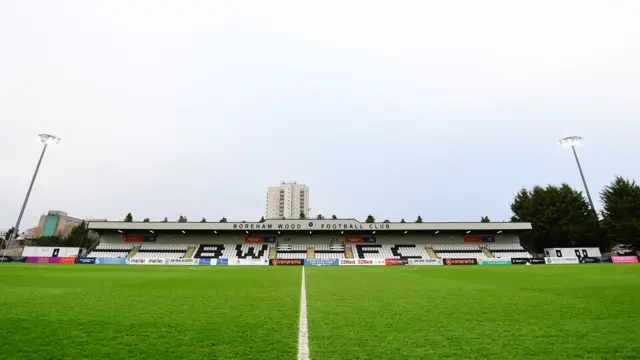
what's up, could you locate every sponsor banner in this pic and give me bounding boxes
[125,235,156,243]
[611,256,638,263]
[600,256,613,263]
[443,258,478,265]
[344,237,377,243]
[166,258,199,265]
[511,258,545,265]
[385,258,408,266]
[408,258,443,266]
[198,258,212,265]
[26,257,55,263]
[338,259,385,266]
[480,259,511,265]
[544,257,579,265]
[304,259,339,266]
[232,258,269,266]
[75,257,96,264]
[244,236,264,243]
[579,257,602,264]
[127,258,164,265]
[59,257,76,264]
[464,236,496,243]
[263,236,276,243]
[463,236,484,243]
[217,258,229,266]
[0,256,27,262]
[48,257,61,264]
[270,259,303,266]
[96,257,130,265]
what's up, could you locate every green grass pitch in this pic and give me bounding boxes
[1,264,639,360]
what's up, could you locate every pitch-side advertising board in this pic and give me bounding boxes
[611,256,638,263]
[480,259,512,265]
[407,258,443,266]
[231,259,269,266]
[304,259,339,266]
[544,257,579,265]
[166,258,199,265]
[338,259,386,266]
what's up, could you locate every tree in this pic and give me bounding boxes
[600,176,640,251]
[365,215,375,223]
[400,219,406,223]
[480,216,491,223]
[124,213,133,222]
[4,227,15,241]
[178,215,187,223]
[299,211,306,219]
[259,216,266,223]
[161,217,168,223]
[415,216,423,223]
[316,214,325,220]
[219,217,227,223]
[511,184,600,252]
[200,217,207,223]
[331,214,338,220]
[383,219,390,223]
[142,218,150,223]
[64,221,94,249]
[29,235,66,247]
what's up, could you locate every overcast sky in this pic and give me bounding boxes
[1,0,638,229]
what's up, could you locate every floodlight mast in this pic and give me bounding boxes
[5,134,61,250]
[559,136,597,215]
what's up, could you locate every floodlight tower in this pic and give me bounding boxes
[6,134,61,249]
[559,136,596,215]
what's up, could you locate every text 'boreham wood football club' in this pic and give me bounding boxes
[232,223,391,230]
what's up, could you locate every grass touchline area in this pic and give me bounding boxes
[0,264,638,360]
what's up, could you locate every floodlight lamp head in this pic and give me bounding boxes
[559,136,583,148]
[38,133,61,145]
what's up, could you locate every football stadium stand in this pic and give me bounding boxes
[85,219,534,261]
[352,244,430,259]
[195,244,271,260]
[486,243,532,259]
[314,243,346,259]
[431,243,488,260]
[276,244,308,259]
[132,243,195,259]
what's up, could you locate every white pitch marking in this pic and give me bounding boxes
[297,266,310,360]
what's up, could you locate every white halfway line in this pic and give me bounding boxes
[297,266,310,360]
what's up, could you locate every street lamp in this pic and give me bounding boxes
[5,134,61,249]
[559,136,597,215]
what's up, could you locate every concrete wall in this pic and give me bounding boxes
[22,246,82,257]
[544,247,601,258]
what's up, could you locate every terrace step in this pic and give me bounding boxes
[268,247,277,260]
[126,247,139,258]
[344,247,354,259]
[426,247,438,259]
[307,247,315,260]
[482,247,494,258]
[183,247,196,259]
